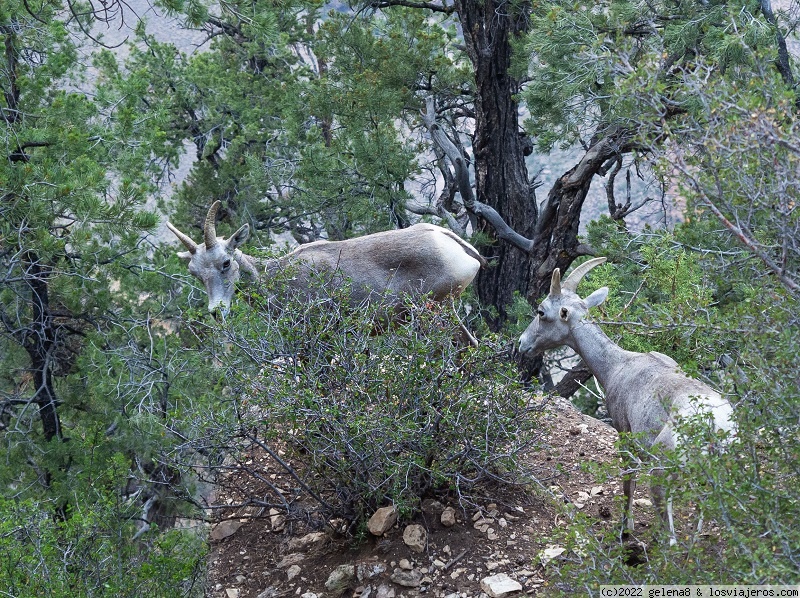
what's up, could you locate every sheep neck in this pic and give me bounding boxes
[567,317,631,393]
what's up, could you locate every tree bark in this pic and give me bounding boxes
[22,254,63,443]
[527,132,633,304]
[454,0,536,328]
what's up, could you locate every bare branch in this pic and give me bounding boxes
[759,0,797,98]
[552,362,593,399]
[367,0,455,13]
[675,157,799,296]
[422,97,535,253]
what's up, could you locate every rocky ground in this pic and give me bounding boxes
[203,395,662,598]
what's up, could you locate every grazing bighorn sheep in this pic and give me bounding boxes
[166,201,486,341]
[518,257,735,545]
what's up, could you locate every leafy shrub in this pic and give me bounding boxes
[540,222,800,588]
[191,269,543,532]
[0,493,205,597]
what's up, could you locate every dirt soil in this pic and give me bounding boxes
[204,395,657,598]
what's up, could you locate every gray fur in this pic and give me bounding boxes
[167,202,485,341]
[519,257,735,544]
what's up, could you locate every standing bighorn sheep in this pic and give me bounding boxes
[518,257,735,545]
[166,201,486,341]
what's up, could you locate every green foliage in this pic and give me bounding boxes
[185,272,542,529]
[520,0,787,151]
[98,0,473,241]
[0,494,205,597]
[1,6,219,593]
[585,219,721,368]
[553,214,800,585]
[544,408,799,588]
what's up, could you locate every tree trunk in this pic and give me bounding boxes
[455,0,536,328]
[527,132,633,304]
[23,254,63,443]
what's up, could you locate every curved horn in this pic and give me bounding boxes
[166,222,198,254]
[562,257,608,293]
[550,267,562,296]
[204,201,221,249]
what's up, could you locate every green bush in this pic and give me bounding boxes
[0,493,205,597]
[540,222,800,589]
[192,270,543,532]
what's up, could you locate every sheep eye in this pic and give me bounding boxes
[537,309,545,318]
[222,259,232,271]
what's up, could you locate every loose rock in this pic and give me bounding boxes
[441,506,457,527]
[402,524,427,553]
[277,553,305,568]
[375,585,396,598]
[357,561,387,581]
[287,532,327,552]
[269,508,286,532]
[325,564,356,594]
[480,573,522,597]
[367,506,398,536]
[210,520,242,541]
[390,568,423,588]
[286,565,301,581]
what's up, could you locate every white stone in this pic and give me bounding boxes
[480,573,522,597]
[357,561,387,581]
[540,545,567,566]
[286,565,301,581]
[375,585,396,598]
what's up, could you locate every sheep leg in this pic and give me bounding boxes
[689,509,705,546]
[621,473,636,537]
[666,496,677,546]
[455,317,479,347]
[651,482,677,546]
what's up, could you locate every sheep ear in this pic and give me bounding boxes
[177,251,193,262]
[585,286,609,308]
[228,223,250,251]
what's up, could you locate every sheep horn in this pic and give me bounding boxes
[204,201,221,249]
[562,257,608,293]
[550,268,562,296]
[166,222,198,254]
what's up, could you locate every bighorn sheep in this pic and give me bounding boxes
[166,202,486,341]
[518,257,735,545]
